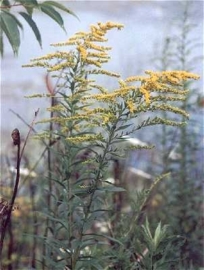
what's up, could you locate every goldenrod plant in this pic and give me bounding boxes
[22,21,200,269]
[1,21,199,269]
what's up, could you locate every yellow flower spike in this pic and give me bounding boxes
[97,21,124,31]
[88,69,120,78]
[65,134,103,143]
[89,84,108,94]
[87,51,109,59]
[89,36,108,42]
[126,99,135,113]
[125,76,147,82]
[85,41,112,52]
[91,32,107,42]
[25,94,55,98]
[63,115,91,121]
[31,51,72,61]
[33,132,51,140]
[182,71,200,80]
[46,104,66,112]
[22,61,50,68]
[152,104,189,118]
[85,59,102,68]
[77,45,87,60]
[140,86,150,105]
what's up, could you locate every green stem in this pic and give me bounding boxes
[71,119,120,268]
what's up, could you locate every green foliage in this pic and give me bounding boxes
[0,10,21,55]
[151,2,203,269]
[0,0,78,56]
[139,219,184,270]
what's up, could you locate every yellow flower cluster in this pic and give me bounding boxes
[65,134,103,143]
[125,70,200,105]
[145,70,200,84]
[23,21,124,73]
[23,21,200,146]
[83,86,137,102]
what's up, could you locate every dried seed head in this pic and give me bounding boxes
[11,128,20,146]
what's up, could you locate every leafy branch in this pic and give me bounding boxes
[0,0,78,56]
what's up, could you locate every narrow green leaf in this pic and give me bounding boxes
[142,218,153,240]
[40,4,65,31]
[4,10,23,29]
[43,1,79,20]
[153,222,162,249]
[0,11,20,55]
[19,11,42,47]
[116,123,133,131]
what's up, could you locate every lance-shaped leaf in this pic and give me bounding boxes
[4,10,23,29]
[39,3,65,31]
[42,1,79,20]
[19,11,42,47]
[0,11,21,55]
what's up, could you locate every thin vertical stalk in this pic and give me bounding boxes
[7,217,13,270]
[30,180,38,269]
[0,129,21,263]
